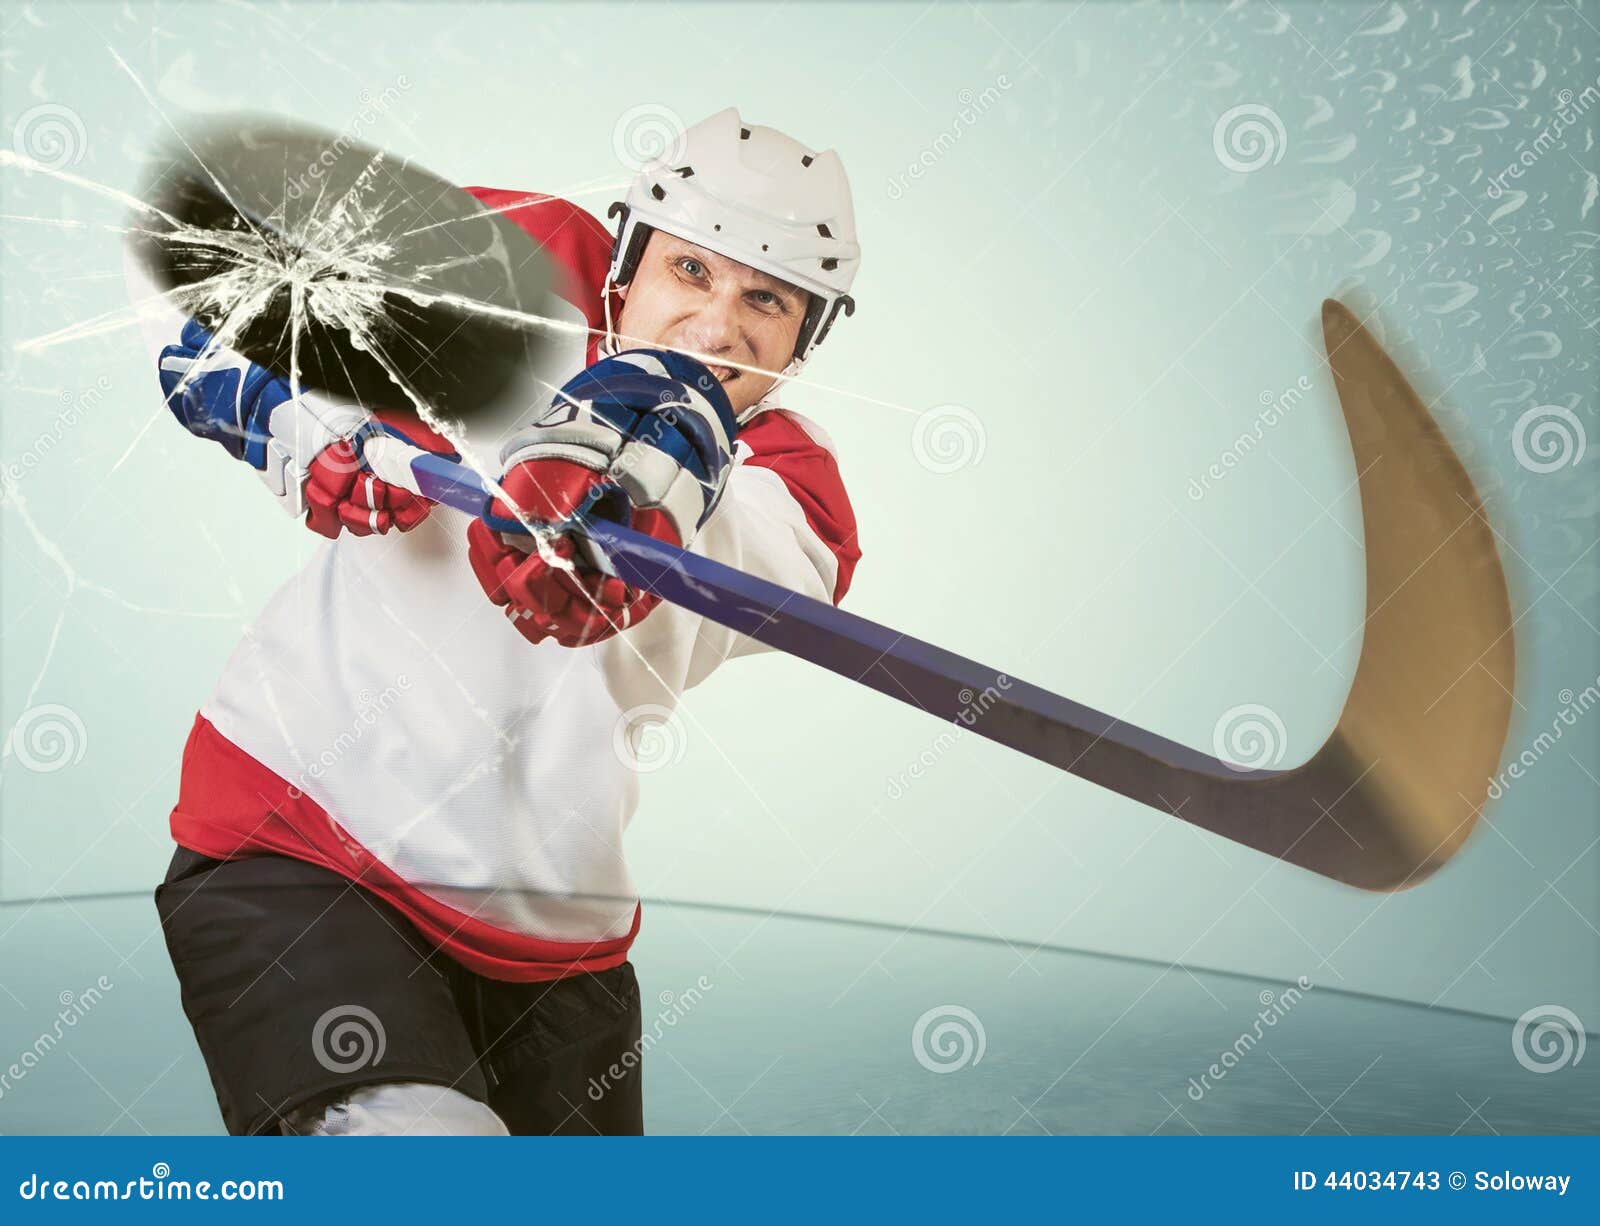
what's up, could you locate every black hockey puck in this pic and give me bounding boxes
[128,113,558,423]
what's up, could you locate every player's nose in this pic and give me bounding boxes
[682,291,742,354]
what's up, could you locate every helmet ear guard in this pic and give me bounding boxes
[605,202,654,291]
[798,293,854,363]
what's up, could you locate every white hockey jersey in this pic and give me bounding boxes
[156,189,861,980]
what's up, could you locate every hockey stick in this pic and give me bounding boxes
[364,300,1515,893]
[131,119,1514,891]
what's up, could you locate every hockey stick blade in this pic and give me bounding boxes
[390,302,1514,892]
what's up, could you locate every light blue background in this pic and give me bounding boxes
[2,1,1596,1034]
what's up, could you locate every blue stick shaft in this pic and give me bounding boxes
[401,451,1248,791]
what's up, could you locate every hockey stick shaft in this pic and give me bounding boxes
[372,443,1255,792]
[357,291,1522,897]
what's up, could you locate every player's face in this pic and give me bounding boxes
[614,231,809,416]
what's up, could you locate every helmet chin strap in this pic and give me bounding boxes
[601,279,804,426]
[600,279,622,358]
[741,356,802,424]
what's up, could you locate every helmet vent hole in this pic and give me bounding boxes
[761,243,769,251]
[817,223,832,238]
[801,154,814,167]
[676,166,695,178]
[739,127,751,140]
[714,224,722,231]
[650,184,665,202]
[821,257,838,271]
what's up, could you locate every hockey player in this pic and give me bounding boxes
[140,109,861,1135]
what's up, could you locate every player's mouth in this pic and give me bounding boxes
[707,364,738,385]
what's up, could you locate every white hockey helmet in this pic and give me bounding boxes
[607,107,859,370]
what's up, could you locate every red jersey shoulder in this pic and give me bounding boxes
[462,187,613,332]
[739,409,861,604]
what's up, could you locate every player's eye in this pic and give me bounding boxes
[676,256,707,280]
[747,288,787,313]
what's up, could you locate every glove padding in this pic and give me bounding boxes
[158,319,433,539]
[303,439,433,539]
[467,349,738,647]
[467,460,668,645]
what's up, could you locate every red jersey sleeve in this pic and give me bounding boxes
[462,186,614,343]
[737,410,862,604]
